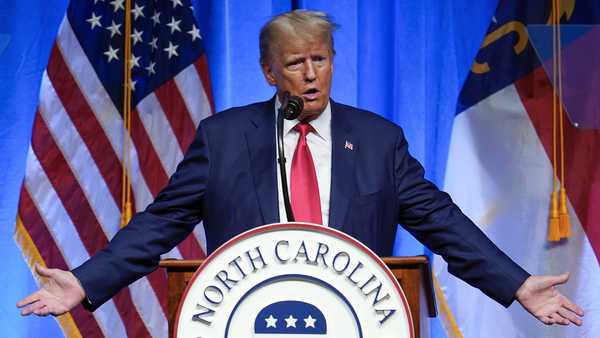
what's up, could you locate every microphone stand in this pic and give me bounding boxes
[277,104,295,222]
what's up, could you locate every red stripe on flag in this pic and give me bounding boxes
[516,66,600,262]
[18,186,105,338]
[154,79,197,152]
[30,114,153,338]
[130,108,170,196]
[194,55,215,114]
[178,232,205,259]
[146,269,169,315]
[47,43,123,211]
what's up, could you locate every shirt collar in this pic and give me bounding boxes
[275,95,331,143]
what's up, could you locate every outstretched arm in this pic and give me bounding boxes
[516,273,584,326]
[16,265,85,316]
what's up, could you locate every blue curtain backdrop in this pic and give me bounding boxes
[0,0,497,336]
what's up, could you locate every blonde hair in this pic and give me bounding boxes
[259,10,337,64]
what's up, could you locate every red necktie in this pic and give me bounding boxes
[290,122,322,224]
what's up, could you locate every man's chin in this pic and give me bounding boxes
[300,101,327,119]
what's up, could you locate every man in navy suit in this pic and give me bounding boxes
[18,10,583,326]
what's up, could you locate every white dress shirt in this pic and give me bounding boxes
[275,97,332,226]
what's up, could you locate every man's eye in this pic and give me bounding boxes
[286,60,303,70]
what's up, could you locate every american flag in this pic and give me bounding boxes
[14,0,212,337]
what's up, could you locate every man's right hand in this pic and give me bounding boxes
[16,264,85,317]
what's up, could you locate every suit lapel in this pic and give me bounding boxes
[329,101,357,229]
[245,99,280,225]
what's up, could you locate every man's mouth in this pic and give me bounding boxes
[302,88,320,101]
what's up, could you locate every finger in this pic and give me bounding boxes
[33,305,50,317]
[550,313,569,326]
[558,307,583,326]
[561,296,584,316]
[35,264,53,278]
[16,292,41,308]
[20,300,46,316]
[539,273,569,289]
[540,315,554,325]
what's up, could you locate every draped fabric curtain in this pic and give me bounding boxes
[190,0,498,256]
[0,0,497,336]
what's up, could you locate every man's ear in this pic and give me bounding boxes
[261,62,277,86]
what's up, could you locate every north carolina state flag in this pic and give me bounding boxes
[435,1,600,337]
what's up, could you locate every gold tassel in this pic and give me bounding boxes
[548,191,561,241]
[120,201,133,226]
[558,189,571,238]
[547,0,562,243]
[556,0,571,241]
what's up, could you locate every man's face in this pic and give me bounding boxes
[262,37,333,120]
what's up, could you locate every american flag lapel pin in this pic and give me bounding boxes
[344,140,354,151]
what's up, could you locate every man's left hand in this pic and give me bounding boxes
[516,273,584,326]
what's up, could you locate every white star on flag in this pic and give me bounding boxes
[170,0,183,8]
[86,12,102,30]
[106,20,121,38]
[163,41,179,59]
[167,17,182,34]
[129,54,140,69]
[148,37,158,50]
[265,315,277,328]
[109,0,124,12]
[145,61,156,75]
[284,315,297,328]
[151,11,161,26]
[131,29,143,46]
[132,3,145,20]
[103,45,119,62]
[304,315,316,328]
[187,24,201,41]
[129,79,137,92]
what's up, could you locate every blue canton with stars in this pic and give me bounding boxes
[254,300,327,334]
[68,0,204,114]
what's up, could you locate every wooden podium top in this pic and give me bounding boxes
[160,256,436,338]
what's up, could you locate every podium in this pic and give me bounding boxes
[160,255,436,338]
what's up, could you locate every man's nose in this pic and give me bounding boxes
[304,60,316,81]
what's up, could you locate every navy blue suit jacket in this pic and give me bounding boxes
[73,98,529,311]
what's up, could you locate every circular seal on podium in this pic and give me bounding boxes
[175,222,414,338]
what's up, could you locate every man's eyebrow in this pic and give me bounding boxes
[285,56,305,63]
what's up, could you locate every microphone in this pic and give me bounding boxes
[280,92,304,120]
[276,91,304,222]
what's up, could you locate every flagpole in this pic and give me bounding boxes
[121,0,133,227]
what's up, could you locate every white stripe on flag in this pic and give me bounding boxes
[136,93,184,176]
[174,65,212,126]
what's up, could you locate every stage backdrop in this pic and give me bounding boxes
[0,0,497,337]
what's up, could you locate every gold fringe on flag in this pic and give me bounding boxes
[433,275,464,338]
[120,0,133,227]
